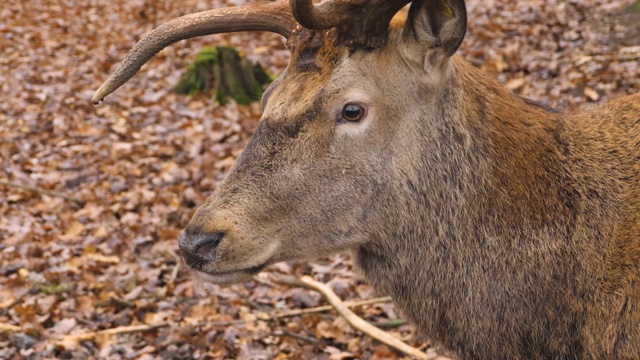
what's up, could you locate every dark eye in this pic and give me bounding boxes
[341,103,367,123]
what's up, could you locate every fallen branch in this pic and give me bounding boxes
[0,180,85,205]
[57,323,169,348]
[0,322,23,333]
[372,318,408,329]
[271,274,432,360]
[254,274,393,318]
[274,296,393,318]
[205,296,392,329]
[209,319,246,327]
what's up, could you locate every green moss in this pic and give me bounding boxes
[40,281,76,295]
[175,46,272,105]
[195,46,218,63]
[252,62,275,84]
[173,63,197,94]
[174,47,222,95]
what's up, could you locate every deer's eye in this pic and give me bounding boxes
[340,103,367,123]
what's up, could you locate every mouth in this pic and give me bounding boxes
[191,262,269,284]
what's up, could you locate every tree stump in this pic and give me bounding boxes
[174,46,273,105]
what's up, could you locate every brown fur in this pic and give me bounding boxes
[179,1,640,358]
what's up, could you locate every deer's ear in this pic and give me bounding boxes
[403,0,467,59]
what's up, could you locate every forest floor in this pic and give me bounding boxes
[1,0,639,359]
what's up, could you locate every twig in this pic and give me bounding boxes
[569,49,640,66]
[167,249,182,285]
[255,274,393,318]
[57,323,169,347]
[0,180,85,205]
[274,296,393,318]
[209,319,246,327]
[0,322,23,333]
[252,274,279,288]
[82,323,168,338]
[273,330,322,344]
[372,319,408,329]
[203,297,393,328]
[582,53,640,64]
[105,297,136,309]
[271,274,431,360]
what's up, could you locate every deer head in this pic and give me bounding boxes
[93,0,468,284]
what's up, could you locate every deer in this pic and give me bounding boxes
[92,0,640,358]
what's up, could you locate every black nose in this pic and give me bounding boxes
[178,230,225,270]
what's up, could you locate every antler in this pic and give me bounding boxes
[93,0,414,103]
[290,0,364,30]
[92,0,294,104]
[290,0,412,47]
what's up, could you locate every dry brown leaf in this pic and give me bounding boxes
[505,78,526,91]
[86,253,120,264]
[584,87,600,101]
[61,221,85,240]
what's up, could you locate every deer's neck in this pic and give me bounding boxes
[354,58,594,358]
[379,57,569,245]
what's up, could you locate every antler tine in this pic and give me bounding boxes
[290,0,365,30]
[358,0,412,44]
[290,0,412,47]
[92,0,294,104]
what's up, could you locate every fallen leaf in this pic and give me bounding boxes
[584,87,600,101]
[505,78,526,91]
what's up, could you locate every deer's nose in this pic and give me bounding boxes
[178,230,225,270]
